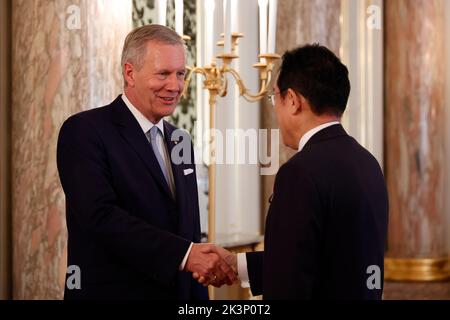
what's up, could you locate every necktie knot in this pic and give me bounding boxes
[149,125,160,141]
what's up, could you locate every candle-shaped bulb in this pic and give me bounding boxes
[268,0,277,53]
[205,0,216,64]
[223,0,232,53]
[156,0,168,26]
[175,0,183,36]
[258,0,269,57]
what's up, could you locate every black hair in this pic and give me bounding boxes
[277,44,351,116]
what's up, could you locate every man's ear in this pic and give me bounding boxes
[286,88,302,115]
[124,62,135,87]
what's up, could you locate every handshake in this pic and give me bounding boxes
[184,243,239,287]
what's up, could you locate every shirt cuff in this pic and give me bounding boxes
[237,252,250,288]
[179,242,193,271]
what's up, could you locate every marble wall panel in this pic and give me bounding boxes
[12,0,131,299]
[385,0,447,258]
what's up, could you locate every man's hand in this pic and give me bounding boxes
[184,243,237,287]
[191,245,238,287]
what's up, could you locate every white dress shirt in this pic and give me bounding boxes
[121,94,192,271]
[237,121,340,288]
[121,94,176,196]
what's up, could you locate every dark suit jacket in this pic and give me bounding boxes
[247,124,388,299]
[57,95,207,300]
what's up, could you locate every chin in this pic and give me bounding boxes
[158,106,177,116]
[165,106,177,116]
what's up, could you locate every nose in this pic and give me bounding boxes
[166,73,182,92]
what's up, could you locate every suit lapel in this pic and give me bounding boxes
[111,96,172,198]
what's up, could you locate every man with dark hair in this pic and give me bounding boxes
[204,44,388,299]
[57,25,236,300]
[276,44,351,117]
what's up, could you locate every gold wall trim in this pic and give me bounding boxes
[0,0,12,300]
[385,258,450,281]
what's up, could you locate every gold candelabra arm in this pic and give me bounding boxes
[213,64,229,98]
[182,66,208,98]
[217,74,228,98]
[183,63,229,108]
[224,65,274,102]
[216,52,280,102]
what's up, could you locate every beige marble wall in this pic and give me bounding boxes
[1,0,12,300]
[261,0,341,221]
[12,0,131,299]
[445,0,450,257]
[385,0,447,258]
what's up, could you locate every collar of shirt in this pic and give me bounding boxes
[297,121,340,152]
[121,94,165,137]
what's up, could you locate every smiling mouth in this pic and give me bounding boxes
[158,96,177,104]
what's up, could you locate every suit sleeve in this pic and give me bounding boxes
[263,162,323,299]
[57,114,190,286]
[246,251,264,296]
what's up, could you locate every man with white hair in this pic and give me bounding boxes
[57,24,236,300]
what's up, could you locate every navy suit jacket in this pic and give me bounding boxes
[246,124,388,299]
[57,95,207,300]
